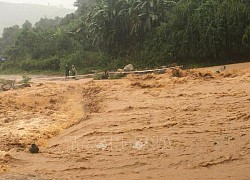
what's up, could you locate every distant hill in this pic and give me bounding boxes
[0,1,75,36]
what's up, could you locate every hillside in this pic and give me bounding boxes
[0,1,75,36]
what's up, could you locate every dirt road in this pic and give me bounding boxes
[0,63,250,179]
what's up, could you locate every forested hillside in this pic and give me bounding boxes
[0,1,74,36]
[0,0,249,73]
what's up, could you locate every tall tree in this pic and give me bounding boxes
[22,20,32,30]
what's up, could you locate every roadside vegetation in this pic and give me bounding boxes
[0,0,250,74]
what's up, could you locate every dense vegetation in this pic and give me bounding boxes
[0,0,250,73]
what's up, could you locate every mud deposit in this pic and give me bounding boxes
[0,63,250,179]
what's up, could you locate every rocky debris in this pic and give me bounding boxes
[2,84,12,91]
[171,68,183,77]
[216,65,226,73]
[29,144,39,154]
[0,79,31,92]
[0,79,15,91]
[94,71,109,80]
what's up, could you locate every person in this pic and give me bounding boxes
[71,65,77,79]
[65,64,70,78]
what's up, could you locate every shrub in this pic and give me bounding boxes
[20,74,31,84]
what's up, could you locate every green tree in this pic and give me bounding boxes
[1,25,20,49]
[22,20,32,30]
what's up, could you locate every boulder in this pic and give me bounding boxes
[2,84,12,91]
[117,69,123,72]
[124,64,134,71]
[29,144,39,154]
[0,79,15,91]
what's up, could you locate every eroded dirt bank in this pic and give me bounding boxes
[0,65,250,179]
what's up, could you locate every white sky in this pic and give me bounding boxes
[0,0,76,9]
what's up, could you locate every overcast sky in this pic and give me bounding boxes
[0,0,76,9]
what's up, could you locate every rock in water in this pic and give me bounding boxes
[29,144,39,154]
[2,84,12,91]
[123,64,134,71]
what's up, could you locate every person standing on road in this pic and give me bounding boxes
[65,64,70,78]
[71,65,77,79]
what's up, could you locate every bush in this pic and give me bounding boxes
[20,74,31,84]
